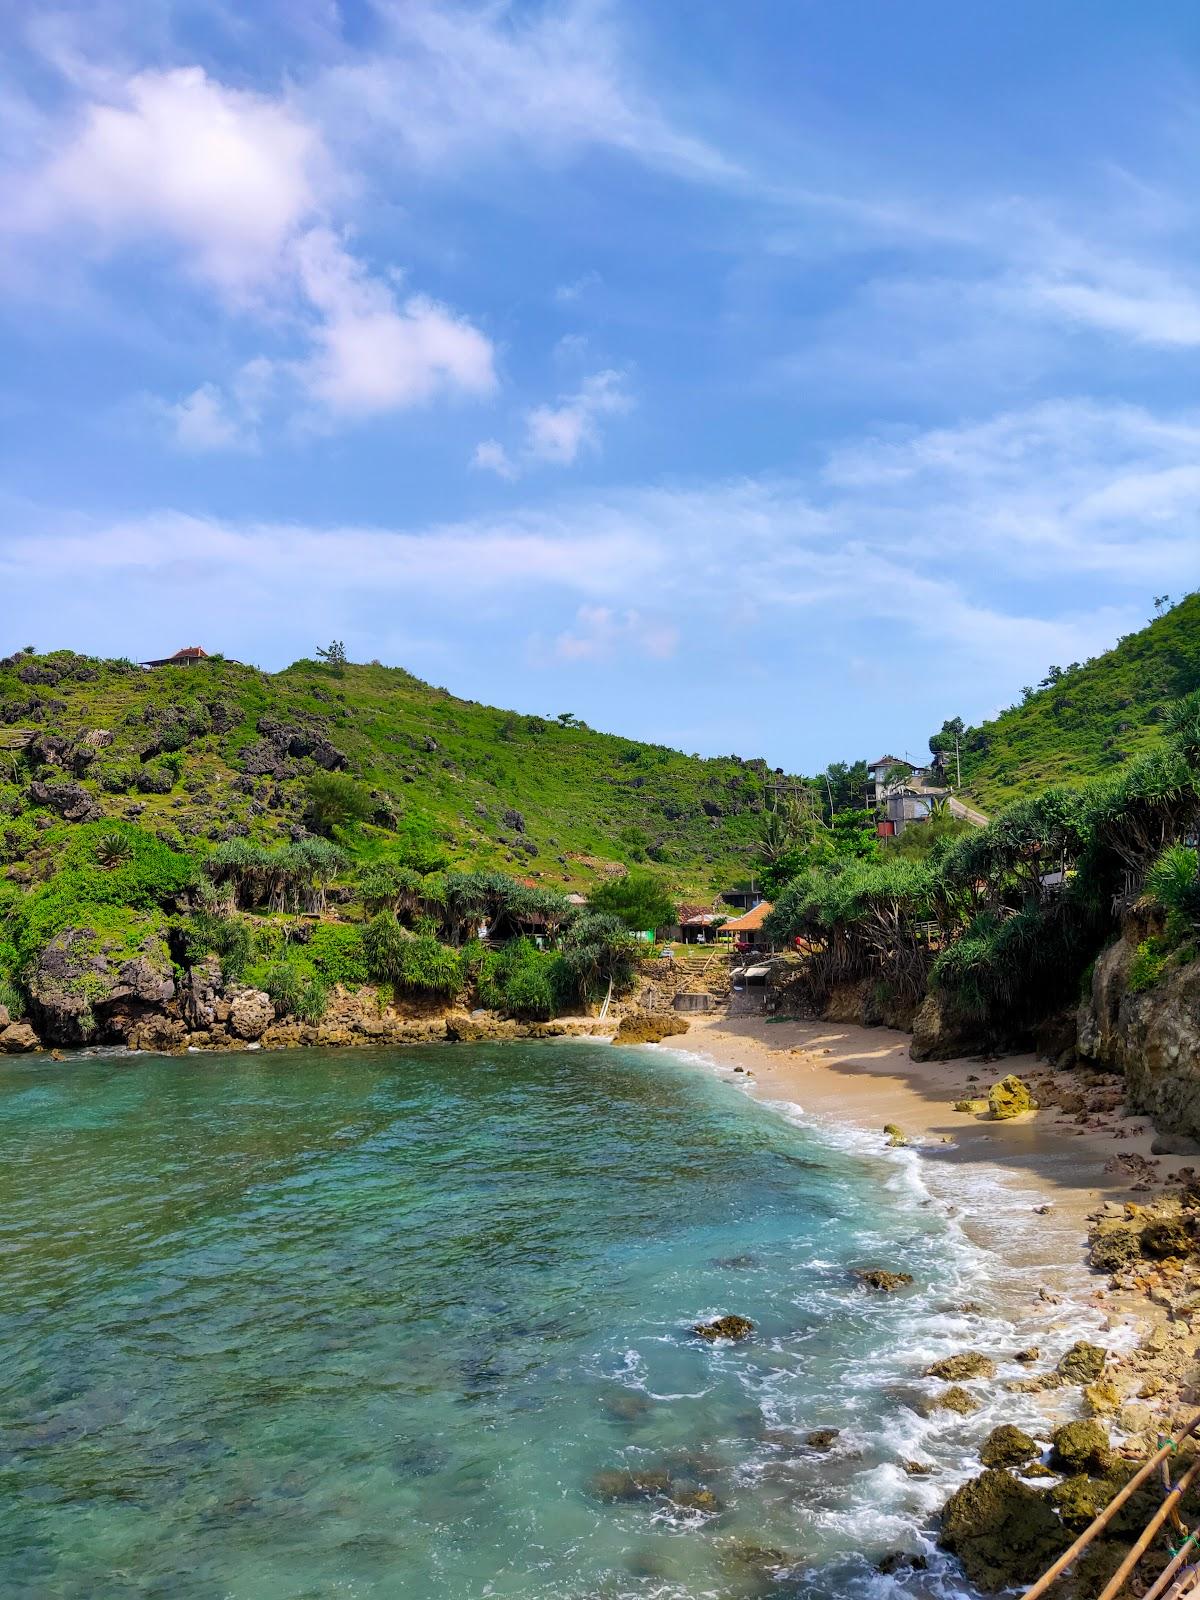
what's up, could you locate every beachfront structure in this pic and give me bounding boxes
[717,900,774,953]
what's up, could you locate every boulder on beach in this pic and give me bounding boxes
[883,1123,908,1147]
[979,1424,1039,1469]
[1050,1419,1111,1475]
[1090,1223,1143,1274]
[0,1020,40,1053]
[926,1353,996,1382]
[988,1075,1037,1119]
[692,1314,754,1341]
[1140,1215,1194,1259]
[1057,1341,1107,1384]
[613,1013,689,1046]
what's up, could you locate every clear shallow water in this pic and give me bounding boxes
[0,1041,1099,1599]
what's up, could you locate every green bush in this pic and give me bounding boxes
[1128,936,1171,994]
[304,772,373,835]
[477,937,557,1019]
[362,912,462,997]
[259,961,329,1022]
[306,922,368,986]
[0,973,23,1018]
[178,912,254,981]
[1144,843,1200,943]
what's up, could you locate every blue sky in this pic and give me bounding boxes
[2,1,1199,772]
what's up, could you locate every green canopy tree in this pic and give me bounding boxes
[588,870,676,932]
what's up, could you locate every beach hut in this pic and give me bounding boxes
[717,900,774,955]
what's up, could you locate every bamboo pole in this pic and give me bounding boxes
[1094,1457,1200,1600]
[1144,1541,1199,1600]
[1163,1568,1200,1600]
[1019,1413,1200,1600]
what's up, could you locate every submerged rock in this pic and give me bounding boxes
[939,1469,1064,1592]
[989,1075,1037,1119]
[854,1268,914,1292]
[588,1468,672,1503]
[929,1385,981,1415]
[1057,1341,1107,1384]
[979,1424,1039,1469]
[805,1428,840,1450]
[693,1314,753,1341]
[902,1459,934,1476]
[926,1353,996,1381]
[877,1551,928,1576]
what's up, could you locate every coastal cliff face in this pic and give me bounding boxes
[1078,930,1200,1137]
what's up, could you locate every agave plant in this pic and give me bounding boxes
[95,831,134,870]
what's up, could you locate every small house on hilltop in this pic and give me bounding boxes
[142,646,233,669]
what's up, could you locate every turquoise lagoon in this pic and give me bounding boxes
[0,1041,1094,1598]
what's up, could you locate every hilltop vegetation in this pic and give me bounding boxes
[936,593,1200,813]
[0,649,777,896]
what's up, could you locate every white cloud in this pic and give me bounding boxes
[525,369,631,465]
[161,383,252,453]
[472,439,517,479]
[7,64,495,427]
[1022,268,1200,348]
[11,66,324,298]
[292,227,496,416]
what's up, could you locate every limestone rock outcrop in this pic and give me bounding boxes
[1078,933,1200,1137]
[28,925,175,1045]
[228,988,275,1041]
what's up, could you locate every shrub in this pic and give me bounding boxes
[477,938,557,1019]
[363,912,462,997]
[1144,843,1200,943]
[0,973,23,1018]
[178,912,254,981]
[306,922,368,986]
[1128,936,1172,995]
[95,832,134,869]
[304,772,373,835]
[260,961,329,1022]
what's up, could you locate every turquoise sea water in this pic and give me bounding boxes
[0,1041,1092,1599]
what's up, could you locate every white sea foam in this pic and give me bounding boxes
[656,1040,1144,1595]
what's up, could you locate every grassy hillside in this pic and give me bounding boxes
[953,592,1200,813]
[0,652,776,897]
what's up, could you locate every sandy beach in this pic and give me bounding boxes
[683,1014,1200,1361]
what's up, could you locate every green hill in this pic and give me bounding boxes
[947,592,1200,813]
[0,651,776,897]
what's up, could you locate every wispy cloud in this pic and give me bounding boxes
[319,0,742,185]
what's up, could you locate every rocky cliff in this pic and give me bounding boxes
[1077,924,1200,1139]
